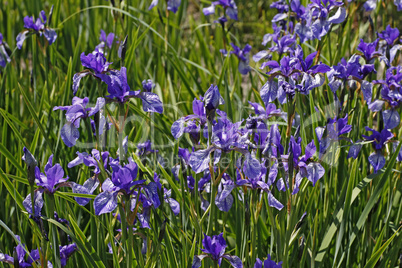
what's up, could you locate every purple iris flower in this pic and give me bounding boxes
[357,39,382,63]
[142,79,155,92]
[97,67,136,102]
[80,51,111,74]
[326,115,352,139]
[230,43,252,75]
[0,235,42,267]
[23,190,44,220]
[98,67,163,113]
[315,115,352,160]
[327,55,376,93]
[189,114,262,178]
[203,0,238,21]
[261,24,282,47]
[59,244,77,267]
[291,0,307,20]
[371,67,402,129]
[363,0,378,11]
[308,0,346,40]
[212,116,243,152]
[68,149,109,174]
[34,154,69,194]
[269,34,296,56]
[163,188,180,215]
[284,138,325,194]
[171,97,208,141]
[53,97,105,147]
[149,0,181,13]
[214,174,236,212]
[16,10,57,49]
[72,50,112,95]
[293,45,331,74]
[248,102,284,122]
[236,161,284,210]
[137,140,158,156]
[271,0,289,13]
[289,0,313,43]
[259,53,325,104]
[192,233,242,268]
[362,127,394,150]
[132,173,176,228]
[395,0,402,10]
[378,25,400,46]
[93,157,160,215]
[96,29,115,51]
[0,33,11,68]
[362,127,394,173]
[254,254,283,268]
[204,84,225,120]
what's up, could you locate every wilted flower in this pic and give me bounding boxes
[192,233,242,268]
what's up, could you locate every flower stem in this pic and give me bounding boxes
[118,200,130,267]
[125,196,134,268]
[118,102,126,164]
[47,194,61,267]
[250,192,257,265]
[30,187,35,223]
[207,178,217,236]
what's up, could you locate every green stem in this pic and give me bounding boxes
[32,34,37,103]
[118,103,126,164]
[207,179,217,236]
[47,194,61,267]
[41,229,48,268]
[206,121,216,235]
[30,186,35,224]
[31,187,47,267]
[118,200,129,266]
[125,196,134,268]
[250,193,257,265]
